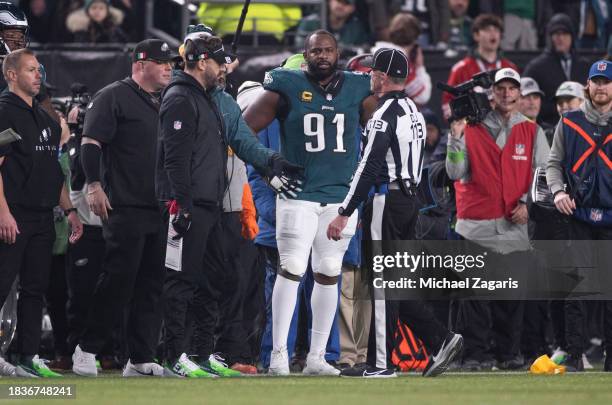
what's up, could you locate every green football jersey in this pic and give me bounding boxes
[263,68,371,203]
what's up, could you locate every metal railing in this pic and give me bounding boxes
[144,0,326,47]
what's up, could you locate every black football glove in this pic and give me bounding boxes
[171,209,192,240]
[266,153,305,199]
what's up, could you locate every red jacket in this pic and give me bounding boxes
[442,55,518,107]
[455,121,536,220]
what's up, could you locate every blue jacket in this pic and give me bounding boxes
[249,121,281,248]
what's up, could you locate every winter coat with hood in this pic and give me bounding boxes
[523,13,591,127]
[0,91,63,214]
[66,6,127,43]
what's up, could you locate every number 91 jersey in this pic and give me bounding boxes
[264,68,371,204]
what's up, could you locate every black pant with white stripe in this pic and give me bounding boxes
[363,190,448,369]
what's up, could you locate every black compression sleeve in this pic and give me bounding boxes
[81,143,102,184]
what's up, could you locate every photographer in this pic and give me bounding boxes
[446,68,550,370]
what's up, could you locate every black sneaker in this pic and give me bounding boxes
[423,332,463,377]
[340,364,397,378]
[565,354,584,372]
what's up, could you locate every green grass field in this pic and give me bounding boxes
[1,372,612,405]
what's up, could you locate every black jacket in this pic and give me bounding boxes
[0,91,63,212]
[156,70,227,210]
[523,14,590,127]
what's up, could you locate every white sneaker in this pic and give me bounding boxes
[72,345,98,377]
[268,348,290,376]
[122,360,164,377]
[582,354,594,370]
[303,351,340,376]
[0,356,16,376]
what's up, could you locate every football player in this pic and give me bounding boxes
[244,29,377,375]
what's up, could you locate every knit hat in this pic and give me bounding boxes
[84,0,109,10]
[546,13,574,38]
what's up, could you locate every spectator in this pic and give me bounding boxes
[371,13,432,105]
[442,14,518,120]
[295,0,370,49]
[66,0,127,43]
[555,81,585,115]
[518,77,544,121]
[501,0,538,50]
[448,0,473,52]
[197,3,301,46]
[364,0,450,46]
[523,13,591,127]
[22,0,53,43]
[422,108,448,168]
[576,0,610,49]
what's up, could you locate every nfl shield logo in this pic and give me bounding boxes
[590,209,603,222]
[173,121,182,130]
[515,144,525,155]
[597,62,607,71]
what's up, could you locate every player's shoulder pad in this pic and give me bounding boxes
[263,68,303,93]
[343,70,371,96]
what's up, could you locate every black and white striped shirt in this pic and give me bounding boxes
[341,91,426,216]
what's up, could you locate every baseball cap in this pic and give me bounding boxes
[184,24,214,43]
[133,39,178,63]
[494,68,521,86]
[588,60,611,81]
[555,81,584,100]
[371,48,409,78]
[520,77,544,97]
[184,39,237,65]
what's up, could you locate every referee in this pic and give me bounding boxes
[326,48,462,378]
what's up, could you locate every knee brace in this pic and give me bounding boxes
[278,256,307,281]
[316,257,342,278]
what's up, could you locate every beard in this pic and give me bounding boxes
[307,59,338,81]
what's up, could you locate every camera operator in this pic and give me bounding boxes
[446,68,550,370]
[0,48,82,378]
[546,60,612,372]
[71,39,177,378]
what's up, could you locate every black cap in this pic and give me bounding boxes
[184,39,236,65]
[371,48,409,78]
[133,39,178,63]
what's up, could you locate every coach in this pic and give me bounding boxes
[0,48,82,378]
[71,39,177,377]
[327,48,462,378]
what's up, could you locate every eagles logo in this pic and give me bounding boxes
[301,91,313,102]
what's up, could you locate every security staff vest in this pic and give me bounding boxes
[455,121,536,220]
[561,110,612,225]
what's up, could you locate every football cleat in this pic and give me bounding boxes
[302,351,340,376]
[268,347,290,376]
